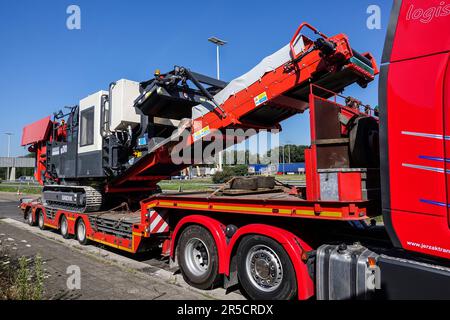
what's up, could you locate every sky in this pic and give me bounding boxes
[0,0,393,156]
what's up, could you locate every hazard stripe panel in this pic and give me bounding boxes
[148,209,169,234]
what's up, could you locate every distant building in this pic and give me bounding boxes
[248,163,305,175]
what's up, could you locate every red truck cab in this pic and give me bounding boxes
[380,0,450,260]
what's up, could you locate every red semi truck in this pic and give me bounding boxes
[19,0,450,299]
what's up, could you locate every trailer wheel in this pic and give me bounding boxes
[237,235,297,300]
[177,225,220,290]
[37,211,46,230]
[76,219,89,245]
[60,215,70,239]
[26,210,35,226]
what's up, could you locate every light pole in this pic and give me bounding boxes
[208,37,227,80]
[286,140,292,164]
[287,144,291,163]
[280,144,285,175]
[208,36,227,170]
[4,133,13,181]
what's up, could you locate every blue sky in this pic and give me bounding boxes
[0,0,392,156]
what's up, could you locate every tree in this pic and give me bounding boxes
[212,165,249,184]
[267,144,308,163]
[281,145,308,163]
[21,153,36,158]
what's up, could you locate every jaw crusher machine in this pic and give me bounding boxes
[21,23,378,212]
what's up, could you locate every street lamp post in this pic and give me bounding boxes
[281,144,285,175]
[4,133,13,181]
[208,36,227,170]
[285,140,293,164]
[208,36,227,80]
[287,144,291,163]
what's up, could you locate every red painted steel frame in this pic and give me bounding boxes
[21,116,52,146]
[306,87,377,202]
[21,117,53,185]
[143,193,372,221]
[20,201,146,253]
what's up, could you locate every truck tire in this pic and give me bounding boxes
[60,215,70,239]
[237,235,297,300]
[26,210,35,226]
[76,219,90,245]
[38,211,46,230]
[177,225,221,290]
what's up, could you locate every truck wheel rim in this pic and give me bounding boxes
[38,213,44,228]
[78,222,86,241]
[28,212,32,224]
[245,245,283,292]
[61,217,68,235]
[184,238,210,277]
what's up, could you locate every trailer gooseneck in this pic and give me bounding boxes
[19,0,450,300]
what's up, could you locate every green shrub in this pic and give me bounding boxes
[212,165,249,184]
[32,254,44,300]
[0,251,45,300]
[16,256,30,300]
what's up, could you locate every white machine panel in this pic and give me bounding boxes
[110,79,141,131]
[78,90,107,154]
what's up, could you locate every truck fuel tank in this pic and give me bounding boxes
[316,243,380,300]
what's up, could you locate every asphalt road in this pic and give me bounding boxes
[0,192,243,300]
[0,193,179,270]
[0,192,26,221]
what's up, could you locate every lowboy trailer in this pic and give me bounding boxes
[19,0,450,300]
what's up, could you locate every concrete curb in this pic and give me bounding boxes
[1,217,244,300]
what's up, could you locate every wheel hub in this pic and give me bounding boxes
[254,258,271,279]
[184,238,210,277]
[246,245,283,292]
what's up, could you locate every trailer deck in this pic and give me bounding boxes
[144,190,374,221]
[20,184,376,255]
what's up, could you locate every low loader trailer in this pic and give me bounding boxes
[19,0,450,300]
[20,87,381,300]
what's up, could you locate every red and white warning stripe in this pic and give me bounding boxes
[149,209,169,234]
